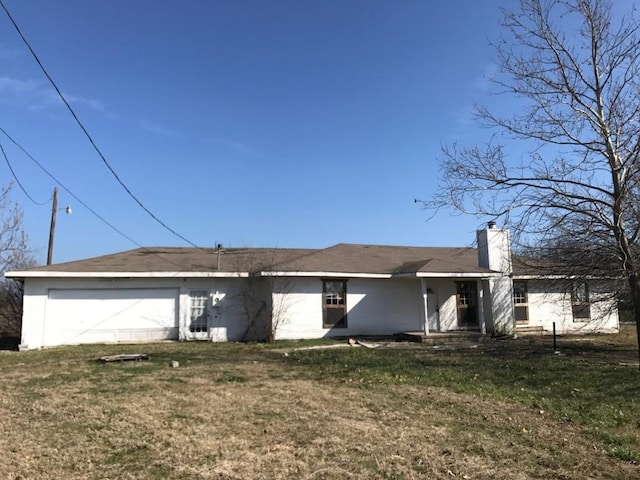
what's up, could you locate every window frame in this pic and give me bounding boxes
[513,281,529,325]
[571,281,591,322]
[188,289,210,333]
[322,279,348,328]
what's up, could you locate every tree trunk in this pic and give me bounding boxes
[627,273,640,369]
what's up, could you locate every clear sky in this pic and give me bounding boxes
[0,0,510,264]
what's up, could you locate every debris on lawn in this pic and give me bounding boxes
[292,344,352,352]
[431,343,479,350]
[98,353,149,363]
[348,338,381,349]
[285,338,381,354]
[168,360,179,368]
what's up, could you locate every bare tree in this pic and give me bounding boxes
[0,183,35,337]
[265,275,297,343]
[229,248,297,342]
[238,274,296,343]
[238,271,271,342]
[422,0,640,359]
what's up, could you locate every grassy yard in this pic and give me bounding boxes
[0,328,639,479]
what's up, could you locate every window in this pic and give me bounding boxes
[571,282,591,321]
[323,280,347,328]
[513,281,528,324]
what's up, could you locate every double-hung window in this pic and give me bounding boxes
[571,282,591,321]
[322,280,347,328]
[513,282,529,324]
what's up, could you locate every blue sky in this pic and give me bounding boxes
[0,0,509,264]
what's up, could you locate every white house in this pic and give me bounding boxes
[6,225,619,350]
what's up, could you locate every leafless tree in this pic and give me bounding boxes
[421,0,640,359]
[230,248,297,342]
[0,183,35,337]
[238,272,271,342]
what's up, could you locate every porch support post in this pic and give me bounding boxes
[478,279,487,335]
[421,278,430,335]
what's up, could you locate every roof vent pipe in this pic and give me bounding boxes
[487,221,497,229]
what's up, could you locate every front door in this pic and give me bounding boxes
[456,282,478,328]
[187,290,210,340]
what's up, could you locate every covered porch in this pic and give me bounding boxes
[414,273,512,337]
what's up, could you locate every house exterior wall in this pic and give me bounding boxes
[273,277,467,340]
[18,271,619,350]
[518,280,618,334]
[19,276,261,349]
[273,277,426,339]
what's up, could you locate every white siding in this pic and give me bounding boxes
[20,277,257,349]
[21,272,618,349]
[521,280,618,334]
[44,288,179,347]
[273,277,471,340]
[271,277,323,340]
[347,278,423,335]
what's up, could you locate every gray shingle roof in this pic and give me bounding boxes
[273,244,492,275]
[13,244,496,276]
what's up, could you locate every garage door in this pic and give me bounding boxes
[44,288,179,346]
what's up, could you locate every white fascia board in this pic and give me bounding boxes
[512,274,564,280]
[5,271,250,279]
[260,271,392,279]
[412,272,501,279]
[512,274,614,280]
[263,271,499,279]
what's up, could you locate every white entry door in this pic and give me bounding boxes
[187,290,210,340]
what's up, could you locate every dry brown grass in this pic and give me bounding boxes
[0,332,638,479]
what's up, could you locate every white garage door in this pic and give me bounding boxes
[44,288,179,346]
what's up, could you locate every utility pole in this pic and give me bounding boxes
[47,186,58,265]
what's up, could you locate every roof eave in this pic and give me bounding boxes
[5,271,251,279]
[261,271,393,278]
[412,272,500,278]
[513,274,617,281]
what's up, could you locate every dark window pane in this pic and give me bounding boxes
[572,304,590,320]
[324,308,347,328]
[514,305,528,321]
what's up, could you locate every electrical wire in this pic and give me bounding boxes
[0,126,143,248]
[0,126,203,271]
[0,139,50,205]
[0,0,201,248]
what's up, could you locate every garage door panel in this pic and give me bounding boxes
[45,288,179,346]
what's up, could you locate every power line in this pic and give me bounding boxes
[0,126,200,271]
[0,126,143,248]
[0,0,201,248]
[0,139,50,205]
